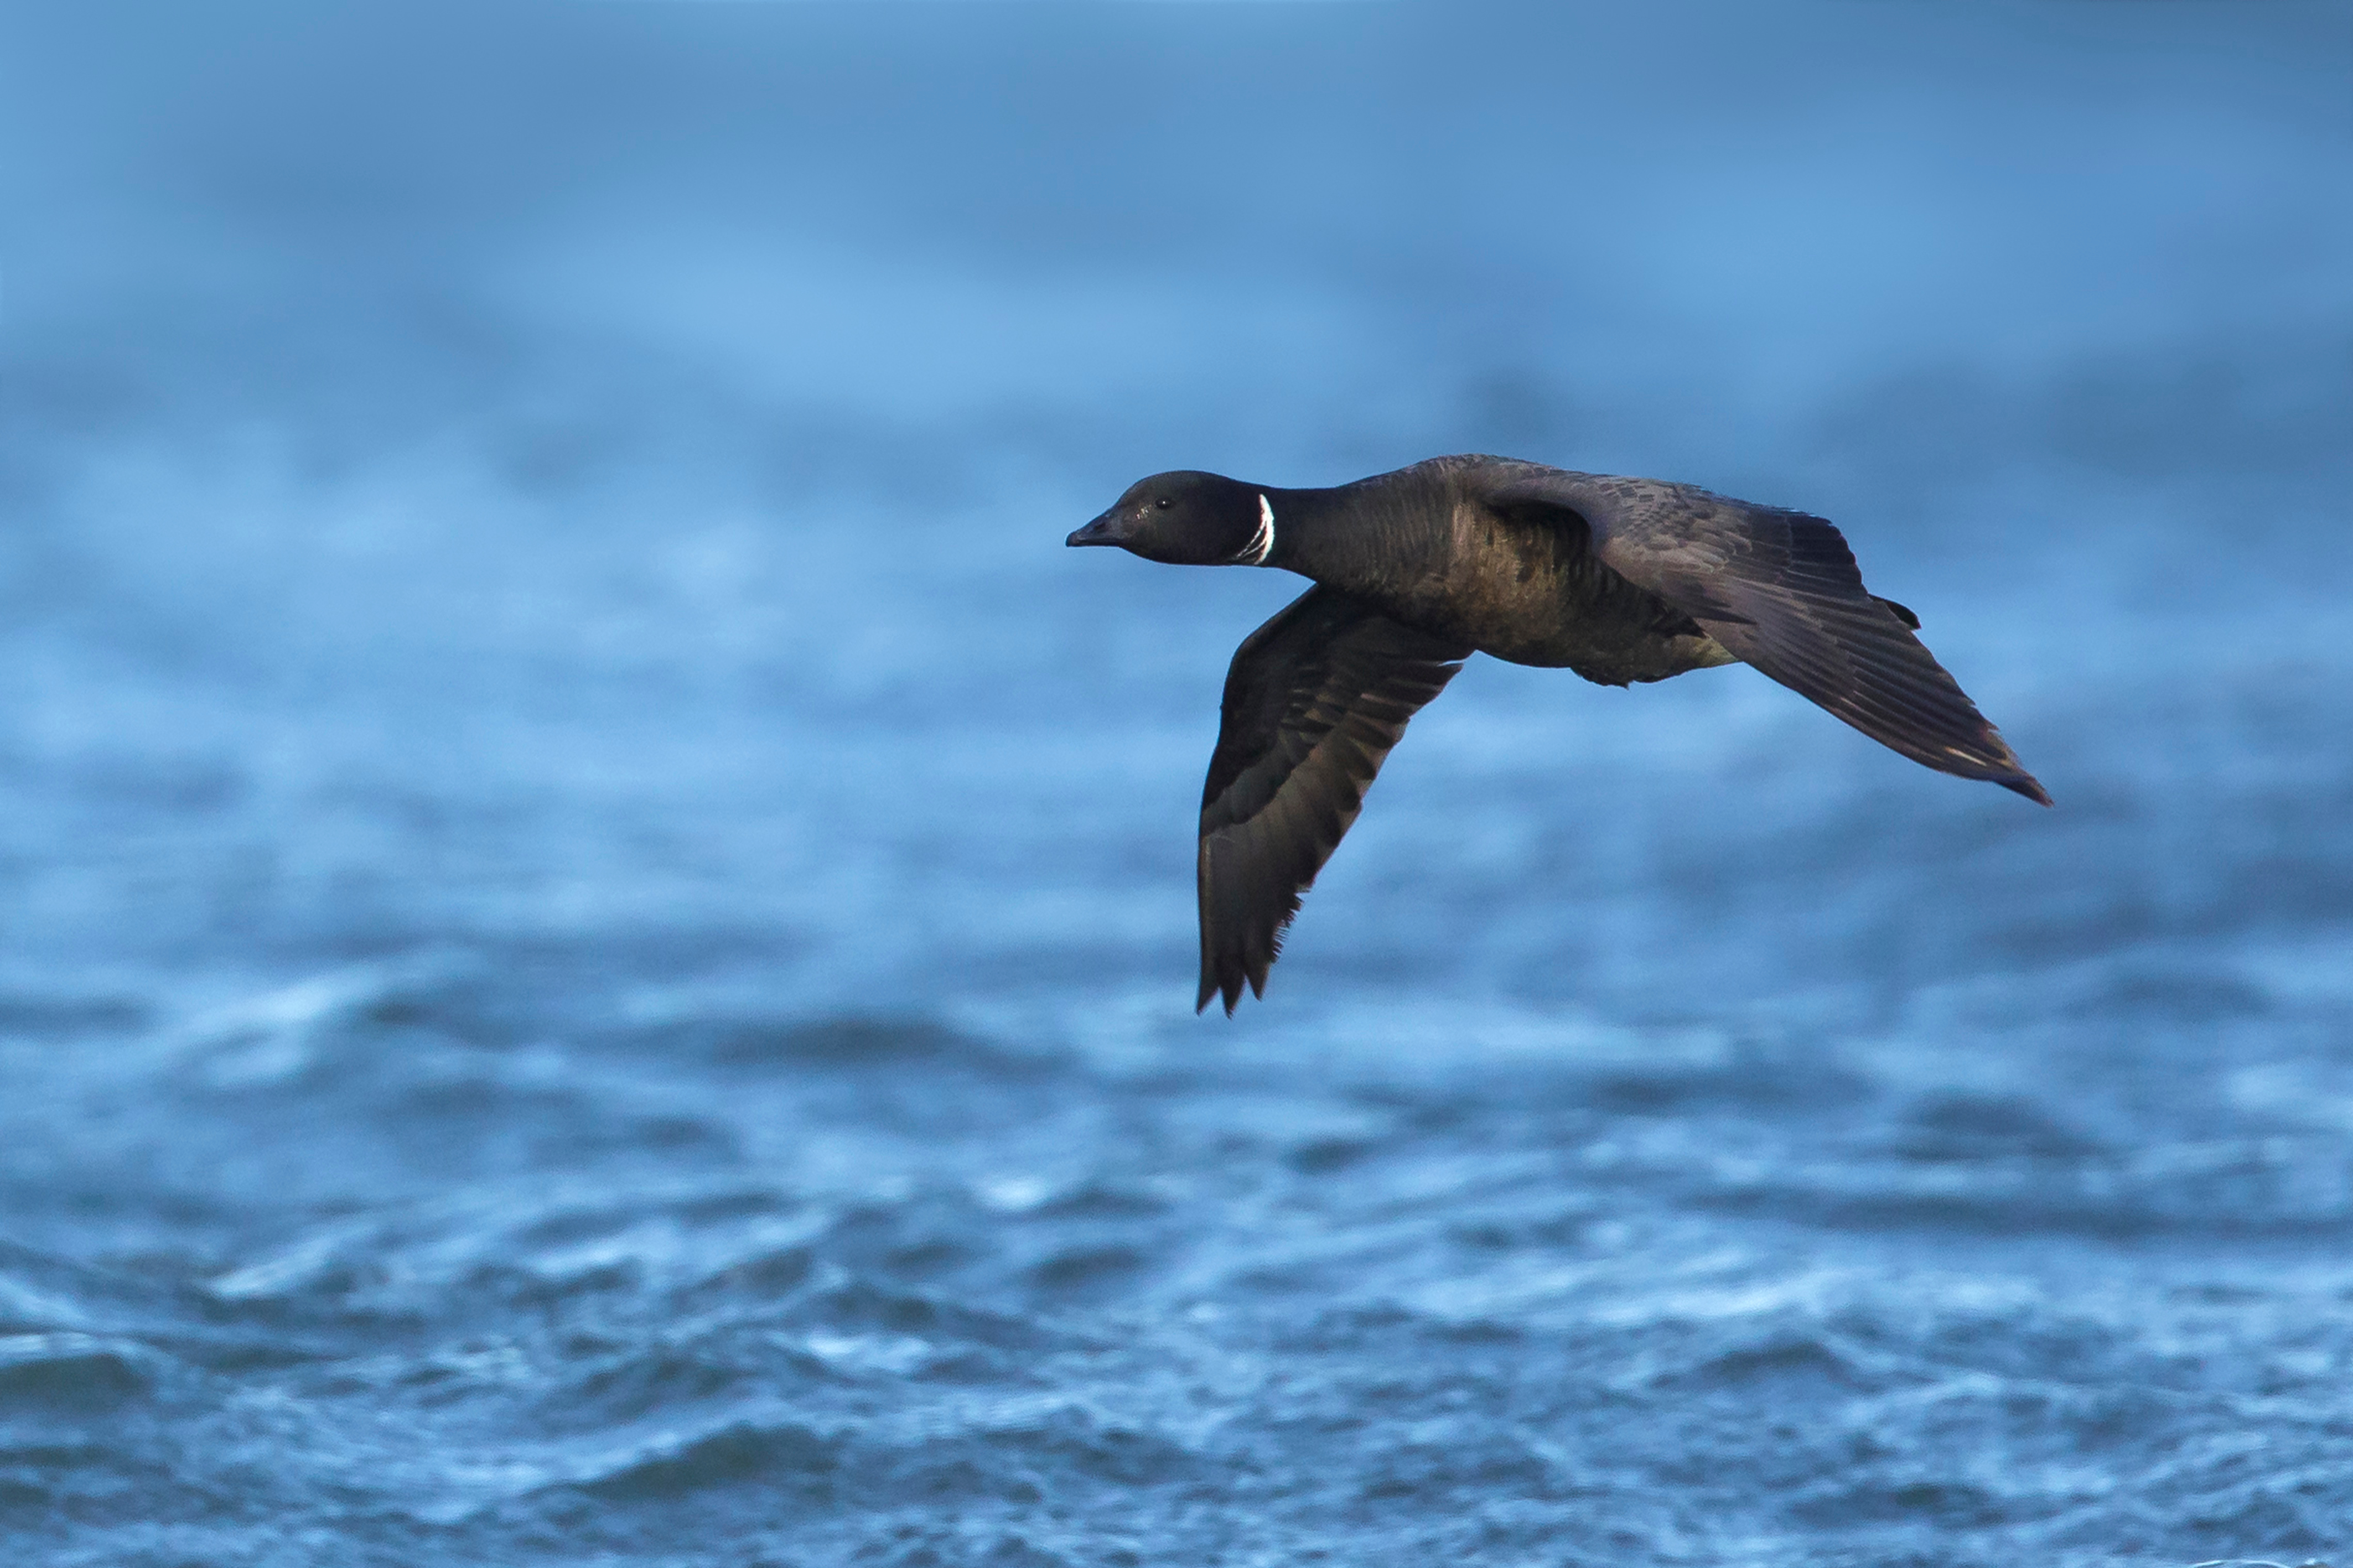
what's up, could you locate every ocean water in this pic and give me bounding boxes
[2,3,2350,1564]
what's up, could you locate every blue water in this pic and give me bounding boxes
[3,3,2351,1564]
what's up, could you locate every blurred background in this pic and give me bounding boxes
[2,3,2349,1564]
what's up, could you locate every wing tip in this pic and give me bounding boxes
[1196,967,1245,1016]
[2001,772,2054,808]
[1947,746,2049,806]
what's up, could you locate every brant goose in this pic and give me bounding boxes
[1068,456,2048,1014]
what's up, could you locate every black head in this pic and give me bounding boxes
[1066,471,1272,565]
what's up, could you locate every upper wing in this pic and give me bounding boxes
[1483,469,2049,805]
[1198,585,1471,1015]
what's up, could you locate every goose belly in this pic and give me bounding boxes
[1419,515,1735,686]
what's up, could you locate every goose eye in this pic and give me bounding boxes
[1155,497,1172,510]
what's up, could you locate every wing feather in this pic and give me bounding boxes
[1196,586,1470,1014]
[1484,470,2049,804]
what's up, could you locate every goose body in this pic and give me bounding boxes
[1068,455,2047,1014]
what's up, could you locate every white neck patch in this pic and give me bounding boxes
[1237,493,1276,565]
